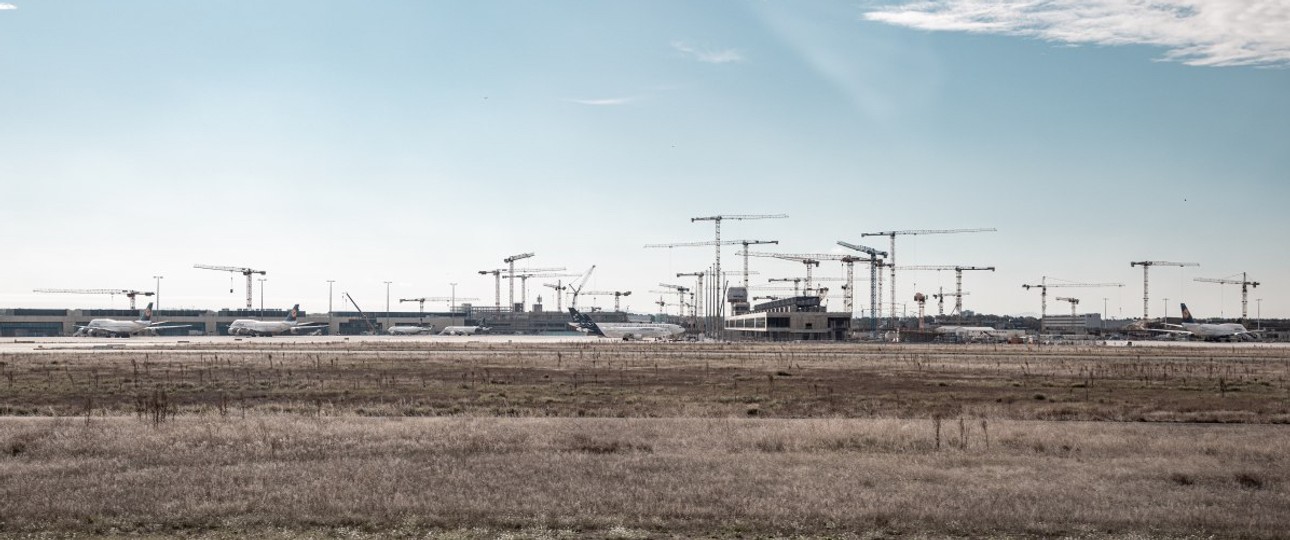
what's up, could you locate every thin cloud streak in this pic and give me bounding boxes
[865,0,1290,67]
[0,3,18,10]
[672,40,745,64]
[565,96,638,106]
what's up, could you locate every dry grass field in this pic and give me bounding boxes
[2,341,1289,538]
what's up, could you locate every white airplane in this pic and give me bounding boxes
[227,304,328,337]
[74,303,191,337]
[1149,303,1260,341]
[568,308,686,341]
[439,325,490,336]
[934,326,1024,342]
[388,325,435,335]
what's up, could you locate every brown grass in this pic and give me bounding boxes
[0,415,1286,538]
[1,342,1287,422]
[1,341,1288,537]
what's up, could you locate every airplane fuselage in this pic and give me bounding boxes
[388,325,434,335]
[1180,322,1253,340]
[439,326,486,335]
[79,319,151,337]
[578,322,686,341]
[227,320,319,336]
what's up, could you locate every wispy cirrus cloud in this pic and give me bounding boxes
[564,96,639,106]
[672,40,745,64]
[864,1,1290,67]
[0,3,18,10]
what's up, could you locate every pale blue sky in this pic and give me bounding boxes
[2,1,1287,319]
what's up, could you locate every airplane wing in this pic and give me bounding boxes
[1144,327,1192,335]
[294,322,329,328]
[148,324,192,330]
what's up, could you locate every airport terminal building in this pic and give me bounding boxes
[724,296,852,341]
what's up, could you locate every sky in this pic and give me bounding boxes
[1,0,1287,320]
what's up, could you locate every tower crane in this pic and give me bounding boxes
[645,239,779,288]
[837,241,888,336]
[1130,261,1199,319]
[543,282,567,312]
[33,288,155,310]
[931,290,971,316]
[502,252,535,313]
[740,251,866,312]
[580,290,632,312]
[690,215,787,327]
[767,277,846,296]
[398,298,431,324]
[1022,277,1123,333]
[676,272,706,322]
[860,228,995,331]
[399,296,480,323]
[193,264,266,309]
[656,283,691,317]
[893,265,994,316]
[479,265,565,311]
[1194,273,1260,319]
[1054,297,1080,318]
[515,273,578,310]
[566,265,597,309]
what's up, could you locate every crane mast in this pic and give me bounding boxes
[193,264,266,309]
[1130,261,1199,319]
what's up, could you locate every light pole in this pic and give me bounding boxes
[1162,298,1168,323]
[1102,297,1108,332]
[450,282,458,326]
[259,278,267,317]
[153,275,163,312]
[384,281,392,331]
[327,280,335,335]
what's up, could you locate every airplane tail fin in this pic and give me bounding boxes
[1180,303,1195,323]
[568,307,604,336]
[139,302,154,322]
[286,304,300,322]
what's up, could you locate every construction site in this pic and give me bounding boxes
[0,217,1281,342]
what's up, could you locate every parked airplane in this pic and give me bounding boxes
[74,303,191,337]
[568,308,686,341]
[1150,303,1259,341]
[227,304,328,337]
[439,325,490,336]
[388,325,435,335]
